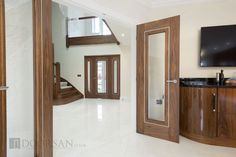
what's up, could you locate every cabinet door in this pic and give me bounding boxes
[180,87,200,134]
[218,88,236,139]
[180,87,217,137]
[199,88,217,137]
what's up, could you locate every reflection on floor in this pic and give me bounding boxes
[53,99,236,157]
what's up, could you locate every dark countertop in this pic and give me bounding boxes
[180,78,236,88]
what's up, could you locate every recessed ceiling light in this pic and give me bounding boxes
[121,33,125,37]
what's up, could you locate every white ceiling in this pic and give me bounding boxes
[137,0,223,8]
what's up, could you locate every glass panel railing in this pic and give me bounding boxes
[68,17,112,38]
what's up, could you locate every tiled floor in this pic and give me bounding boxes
[53,99,236,157]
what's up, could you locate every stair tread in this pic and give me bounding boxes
[58,90,79,98]
[53,93,83,105]
[60,86,72,89]
[60,81,67,83]
[60,81,68,86]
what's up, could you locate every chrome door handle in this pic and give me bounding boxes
[166,80,178,84]
[0,86,9,91]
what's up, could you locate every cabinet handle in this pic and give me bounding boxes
[212,93,216,112]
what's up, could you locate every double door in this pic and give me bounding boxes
[85,55,120,99]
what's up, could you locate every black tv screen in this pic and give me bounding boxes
[200,25,236,67]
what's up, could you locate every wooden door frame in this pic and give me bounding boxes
[84,55,120,99]
[33,0,53,157]
[136,16,180,142]
[0,1,53,157]
[0,1,7,157]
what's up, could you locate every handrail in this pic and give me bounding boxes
[54,62,61,98]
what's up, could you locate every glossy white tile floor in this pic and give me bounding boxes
[53,99,236,157]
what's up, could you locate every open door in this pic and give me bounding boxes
[137,16,180,142]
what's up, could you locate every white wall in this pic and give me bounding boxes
[52,3,131,99]
[6,1,34,157]
[146,0,236,78]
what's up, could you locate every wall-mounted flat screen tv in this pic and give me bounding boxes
[200,25,236,67]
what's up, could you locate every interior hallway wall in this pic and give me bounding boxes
[6,1,34,157]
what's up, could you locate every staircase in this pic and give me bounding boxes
[53,62,83,105]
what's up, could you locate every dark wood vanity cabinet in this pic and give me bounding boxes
[180,86,236,147]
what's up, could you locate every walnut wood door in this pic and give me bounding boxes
[137,16,180,142]
[85,55,120,99]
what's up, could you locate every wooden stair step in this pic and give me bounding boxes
[60,85,72,89]
[58,89,79,98]
[54,94,82,105]
[60,81,68,86]
[60,87,75,92]
[60,88,77,95]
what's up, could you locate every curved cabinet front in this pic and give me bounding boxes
[180,86,236,148]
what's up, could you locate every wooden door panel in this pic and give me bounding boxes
[200,88,217,137]
[137,16,180,142]
[0,1,6,157]
[84,57,94,97]
[218,88,236,139]
[180,87,217,138]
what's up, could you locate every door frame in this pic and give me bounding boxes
[84,55,120,99]
[0,1,7,157]
[0,1,53,157]
[136,16,180,142]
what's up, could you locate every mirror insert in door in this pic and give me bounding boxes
[146,28,169,125]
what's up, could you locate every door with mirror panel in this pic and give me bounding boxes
[85,55,120,99]
[137,16,180,142]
